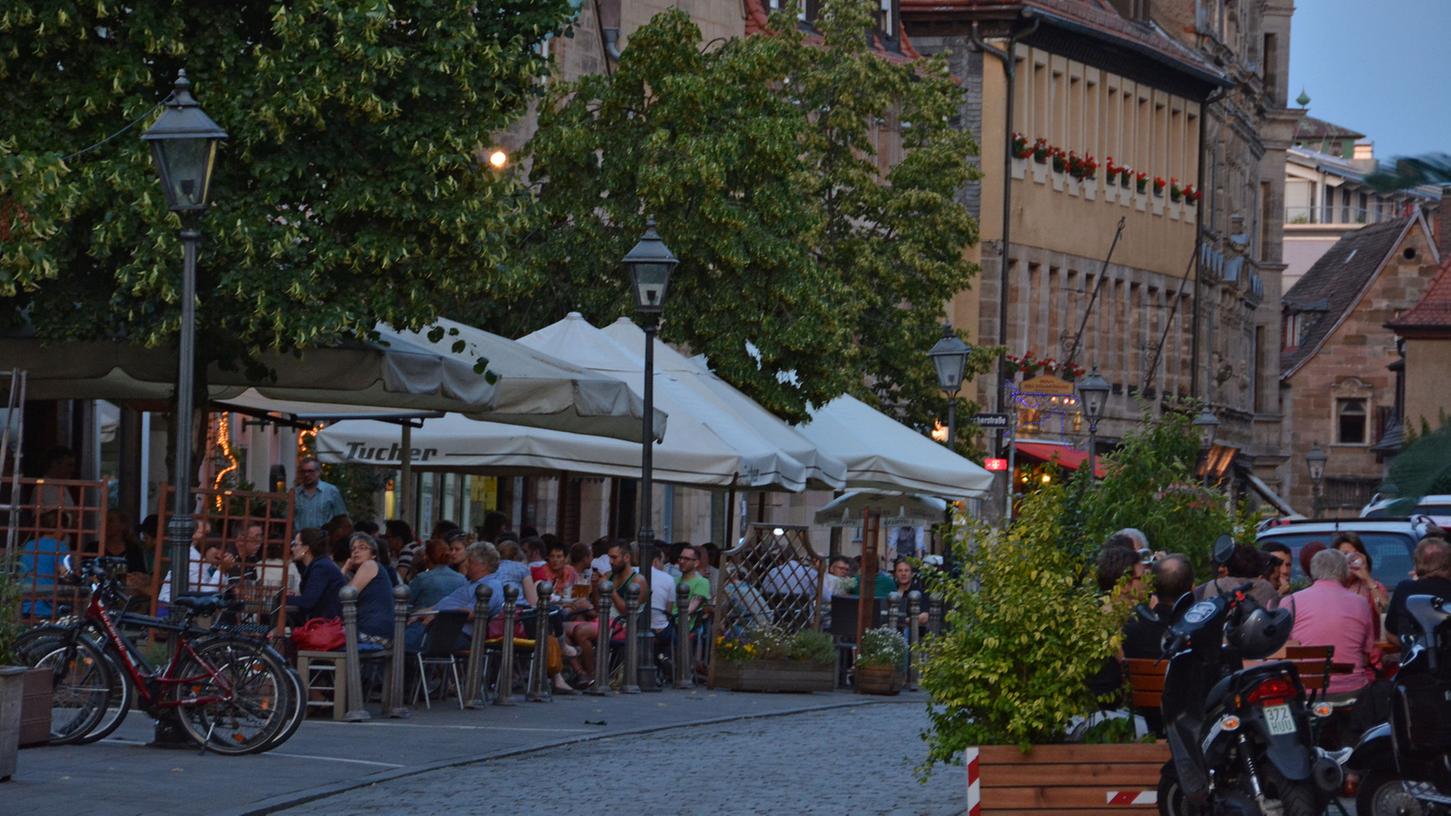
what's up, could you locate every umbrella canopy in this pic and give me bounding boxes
[797,395,995,499]
[4,318,662,443]
[516,313,810,491]
[315,411,776,487]
[813,490,948,527]
[600,318,847,490]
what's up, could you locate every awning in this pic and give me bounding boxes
[1243,470,1296,516]
[1014,441,1106,478]
[812,490,948,528]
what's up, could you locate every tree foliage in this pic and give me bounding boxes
[0,0,569,364]
[478,0,981,423]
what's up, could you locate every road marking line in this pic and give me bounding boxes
[306,721,595,734]
[266,751,405,768]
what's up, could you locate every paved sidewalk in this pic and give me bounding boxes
[7,688,920,816]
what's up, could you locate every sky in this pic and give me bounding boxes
[1288,0,1451,161]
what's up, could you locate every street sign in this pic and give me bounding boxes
[973,412,1011,429]
[984,457,1008,471]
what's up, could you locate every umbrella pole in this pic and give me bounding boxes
[399,424,414,529]
[724,483,736,548]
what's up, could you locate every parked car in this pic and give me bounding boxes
[1359,493,1451,528]
[1255,517,1439,586]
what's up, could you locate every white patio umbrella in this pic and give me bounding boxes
[315,411,777,487]
[797,395,994,499]
[599,318,847,490]
[516,313,810,491]
[813,490,949,527]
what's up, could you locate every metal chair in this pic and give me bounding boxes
[413,610,470,710]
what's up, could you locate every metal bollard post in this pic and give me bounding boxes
[928,597,944,636]
[621,581,641,694]
[674,582,693,689]
[586,580,614,697]
[527,581,554,702]
[389,582,411,717]
[464,584,492,708]
[886,591,902,634]
[906,590,922,691]
[340,586,370,721]
[495,584,519,705]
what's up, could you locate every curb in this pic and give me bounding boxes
[222,695,917,815]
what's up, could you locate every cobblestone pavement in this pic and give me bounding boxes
[279,701,962,816]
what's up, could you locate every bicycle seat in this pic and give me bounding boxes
[171,592,242,615]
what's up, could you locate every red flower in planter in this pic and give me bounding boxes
[1153,176,1167,196]
[1169,177,1183,202]
[1011,132,1033,159]
[1183,184,1202,203]
[1135,171,1149,193]
[1079,153,1098,181]
[1051,148,1067,173]
[1105,157,1119,177]
[1032,137,1050,163]
[1119,166,1132,188]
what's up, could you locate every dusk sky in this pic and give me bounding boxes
[1288,0,1451,161]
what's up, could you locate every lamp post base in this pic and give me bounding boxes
[149,713,192,749]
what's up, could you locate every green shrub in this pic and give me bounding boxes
[918,485,1130,761]
[715,624,834,665]
[857,626,907,669]
[0,566,20,666]
[786,629,836,665]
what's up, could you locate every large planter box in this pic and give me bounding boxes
[854,664,903,695]
[0,666,24,782]
[19,668,51,747]
[712,659,835,693]
[968,742,1169,813]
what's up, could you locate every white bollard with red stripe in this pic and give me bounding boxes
[965,746,981,816]
[1106,789,1157,806]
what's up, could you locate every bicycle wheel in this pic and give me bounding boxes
[17,630,133,745]
[173,637,291,755]
[23,633,114,744]
[192,635,304,751]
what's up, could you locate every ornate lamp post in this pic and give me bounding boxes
[624,217,676,691]
[1076,367,1110,481]
[928,325,970,568]
[142,70,227,599]
[1192,409,1220,487]
[1305,443,1328,518]
[141,69,226,747]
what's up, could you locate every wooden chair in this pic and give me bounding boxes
[1124,657,1168,713]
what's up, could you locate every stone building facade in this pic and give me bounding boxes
[1280,214,1441,515]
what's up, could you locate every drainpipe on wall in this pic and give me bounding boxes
[970,13,1039,445]
[1190,87,1223,403]
[597,0,623,62]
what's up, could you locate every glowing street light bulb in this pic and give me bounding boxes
[488,149,508,169]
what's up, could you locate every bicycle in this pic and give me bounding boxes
[18,557,301,754]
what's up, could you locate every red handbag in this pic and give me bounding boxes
[292,617,345,651]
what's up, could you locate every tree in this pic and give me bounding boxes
[0,0,569,363]
[480,0,981,424]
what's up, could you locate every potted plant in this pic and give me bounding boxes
[712,624,836,693]
[1152,175,1166,197]
[0,565,26,781]
[1011,132,1032,160]
[1134,170,1148,194]
[854,627,906,695]
[1183,184,1201,204]
[1031,137,1050,164]
[1119,166,1132,189]
[1050,147,1066,174]
[1169,177,1183,203]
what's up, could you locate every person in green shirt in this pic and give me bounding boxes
[674,545,713,628]
[843,555,895,598]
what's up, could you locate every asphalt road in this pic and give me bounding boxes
[275,701,963,816]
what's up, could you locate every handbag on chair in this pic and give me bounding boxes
[292,617,346,651]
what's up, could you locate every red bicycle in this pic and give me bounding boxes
[19,558,298,754]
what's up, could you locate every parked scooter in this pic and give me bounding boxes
[1349,593,1451,815]
[1157,537,1344,816]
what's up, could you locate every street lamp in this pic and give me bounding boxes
[928,324,971,450]
[142,70,227,599]
[624,217,676,691]
[1076,367,1110,480]
[1305,443,1328,517]
[142,68,226,747]
[928,325,970,569]
[1192,409,1220,487]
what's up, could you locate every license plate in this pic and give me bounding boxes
[1264,704,1296,736]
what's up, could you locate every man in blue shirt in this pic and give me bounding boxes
[405,541,510,652]
[294,457,347,531]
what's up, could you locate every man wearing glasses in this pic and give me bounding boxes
[294,456,348,530]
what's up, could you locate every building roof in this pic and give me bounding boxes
[743,0,922,62]
[899,0,1227,89]
[1294,115,1366,143]
[1389,256,1451,334]
[1280,216,1418,378]
[1287,146,1444,201]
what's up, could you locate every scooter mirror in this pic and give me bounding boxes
[1212,534,1236,567]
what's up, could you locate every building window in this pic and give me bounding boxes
[1336,398,1368,445]
[879,0,893,36]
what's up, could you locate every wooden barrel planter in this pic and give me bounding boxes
[854,664,903,695]
[712,659,835,693]
[19,668,51,747]
[967,742,1170,813]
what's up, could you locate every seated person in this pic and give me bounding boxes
[1123,554,1194,659]
[889,558,930,630]
[18,506,71,617]
[1086,546,1144,702]
[158,520,229,604]
[342,533,397,645]
[407,541,508,653]
[408,539,468,611]
[1286,549,1375,702]
[1387,536,1451,647]
[1194,544,1280,610]
[286,528,346,624]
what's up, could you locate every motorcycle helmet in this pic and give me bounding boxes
[1227,606,1293,659]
